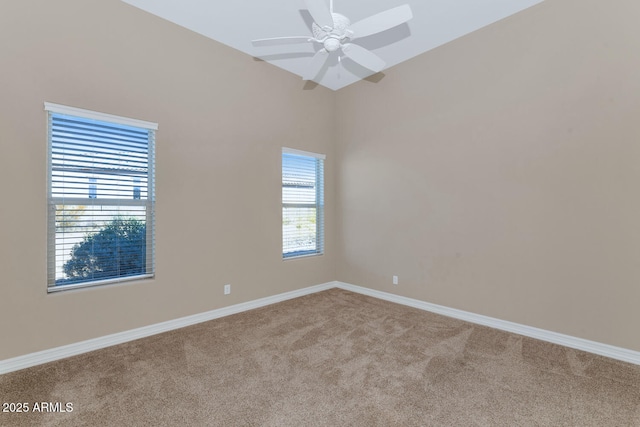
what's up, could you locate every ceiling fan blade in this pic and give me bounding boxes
[341,44,386,73]
[303,48,330,80]
[304,0,334,29]
[252,36,314,47]
[349,5,413,39]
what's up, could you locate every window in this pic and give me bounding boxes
[282,148,325,259]
[46,103,157,292]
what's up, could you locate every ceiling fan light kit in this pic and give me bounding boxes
[252,0,413,81]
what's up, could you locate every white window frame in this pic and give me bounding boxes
[282,147,325,259]
[45,102,157,292]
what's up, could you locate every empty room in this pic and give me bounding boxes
[1,0,639,425]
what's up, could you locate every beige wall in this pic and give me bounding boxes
[0,0,336,360]
[2,0,639,361]
[336,0,640,351]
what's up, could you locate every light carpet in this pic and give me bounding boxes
[1,288,639,426]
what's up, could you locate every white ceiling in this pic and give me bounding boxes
[122,0,544,91]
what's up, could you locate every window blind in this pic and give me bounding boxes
[282,148,325,258]
[46,103,156,291]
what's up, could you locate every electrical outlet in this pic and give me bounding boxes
[393,275,398,285]
[224,284,231,295]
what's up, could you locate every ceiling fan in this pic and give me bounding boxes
[252,0,413,81]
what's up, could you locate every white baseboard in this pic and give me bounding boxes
[2,280,638,374]
[0,281,336,375]
[335,281,640,366]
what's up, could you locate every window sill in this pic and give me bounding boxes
[47,274,154,293]
[283,252,324,261]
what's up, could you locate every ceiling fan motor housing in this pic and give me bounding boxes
[312,13,352,51]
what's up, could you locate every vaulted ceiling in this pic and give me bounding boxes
[122,0,544,90]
